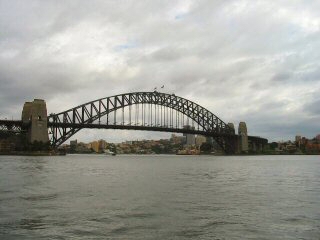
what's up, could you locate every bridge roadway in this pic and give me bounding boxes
[0,119,265,141]
[48,121,265,142]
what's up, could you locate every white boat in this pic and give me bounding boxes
[104,149,116,156]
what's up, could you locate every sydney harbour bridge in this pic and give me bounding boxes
[0,91,267,154]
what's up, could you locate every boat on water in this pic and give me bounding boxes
[176,149,200,155]
[104,149,116,156]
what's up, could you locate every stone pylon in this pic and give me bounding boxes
[22,99,49,143]
[227,122,235,134]
[238,122,248,153]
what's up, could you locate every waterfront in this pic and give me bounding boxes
[0,155,319,239]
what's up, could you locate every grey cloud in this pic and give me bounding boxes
[271,71,292,83]
[146,47,187,62]
[0,0,319,141]
[304,99,320,116]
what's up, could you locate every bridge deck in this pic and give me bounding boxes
[0,119,268,145]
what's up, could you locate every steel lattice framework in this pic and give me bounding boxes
[48,92,238,153]
[0,120,25,133]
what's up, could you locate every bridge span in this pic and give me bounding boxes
[0,92,268,154]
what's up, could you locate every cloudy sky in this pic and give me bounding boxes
[0,0,319,143]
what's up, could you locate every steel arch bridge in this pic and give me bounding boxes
[47,91,239,153]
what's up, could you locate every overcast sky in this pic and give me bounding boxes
[0,0,319,143]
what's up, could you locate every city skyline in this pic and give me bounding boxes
[0,1,319,142]
[67,131,320,145]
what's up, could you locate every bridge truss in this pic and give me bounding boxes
[48,92,237,153]
[0,120,25,133]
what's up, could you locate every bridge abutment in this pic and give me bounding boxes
[22,99,49,144]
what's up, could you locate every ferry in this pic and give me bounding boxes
[104,149,116,156]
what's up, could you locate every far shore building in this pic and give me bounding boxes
[195,135,206,146]
[90,141,99,153]
[183,125,195,146]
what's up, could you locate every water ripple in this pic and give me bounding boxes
[20,193,58,201]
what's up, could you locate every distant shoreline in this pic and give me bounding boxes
[1,152,318,156]
[0,151,64,156]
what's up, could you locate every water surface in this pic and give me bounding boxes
[0,154,319,239]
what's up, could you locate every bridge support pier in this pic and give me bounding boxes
[250,141,257,153]
[238,122,248,153]
[22,99,49,144]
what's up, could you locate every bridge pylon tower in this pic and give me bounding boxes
[22,99,49,144]
[238,121,248,153]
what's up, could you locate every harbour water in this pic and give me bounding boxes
[0,154,319,239]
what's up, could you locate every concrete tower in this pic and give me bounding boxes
[227,122,236,134]
[238,122,248,153]
[22,99,49,143]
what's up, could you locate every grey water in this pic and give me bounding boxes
[0,154,319,240]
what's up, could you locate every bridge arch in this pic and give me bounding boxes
[48,92,236,153]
